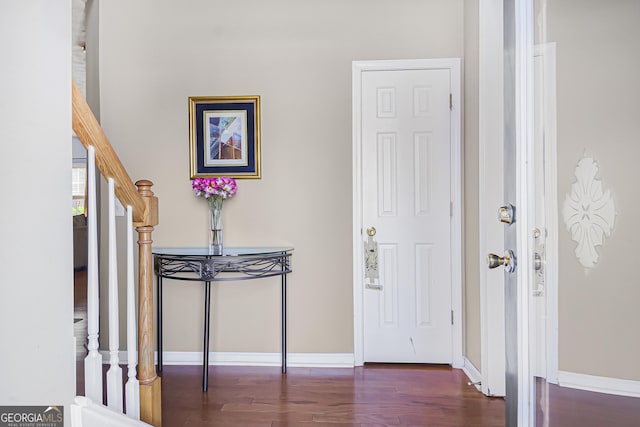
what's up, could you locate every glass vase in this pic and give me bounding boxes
[209,197,223,255]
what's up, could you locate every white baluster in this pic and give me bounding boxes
[84,146,103,403]
[124,205,140,419]
[106,178,123,411]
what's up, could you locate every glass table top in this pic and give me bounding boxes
[152,246,294,257]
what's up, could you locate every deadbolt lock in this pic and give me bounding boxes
[498,204,515,225]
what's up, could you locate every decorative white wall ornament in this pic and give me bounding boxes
[562,157,615,269]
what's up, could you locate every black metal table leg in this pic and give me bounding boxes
[157,275,163,372]
[203,280,211,392]
[281,270,287,374]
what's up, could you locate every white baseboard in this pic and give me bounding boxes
[100,350,355,368]
[558,370,640,398]
[462,357,482,392]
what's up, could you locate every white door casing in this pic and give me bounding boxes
[479,0,506,397]
[352,59,462,367]
[532,42,559,383]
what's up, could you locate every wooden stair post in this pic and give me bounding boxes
[134,180,161,426]
[72,81,163,425]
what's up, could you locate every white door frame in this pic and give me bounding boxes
[352,58,463,368]
[505,0,536,423]
[479,0,507,397]
[534,42,559,384]
[479,1,559,401]
[504,2,559,423]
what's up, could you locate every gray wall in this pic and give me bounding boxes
[463,0,482,369]
[97,0,465,355]
[0,0,75,416]
[546,0,640,380]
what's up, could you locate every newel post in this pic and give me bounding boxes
[135,180,162,426]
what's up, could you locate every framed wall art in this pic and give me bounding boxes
[189,95,261,179]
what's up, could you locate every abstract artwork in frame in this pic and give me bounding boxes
[189,96,261,179]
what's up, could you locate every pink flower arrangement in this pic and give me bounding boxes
[192,176,238,200]
[192,176,238,216]
[193,177,237,252]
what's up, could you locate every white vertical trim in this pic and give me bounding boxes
[106,178,123,411]
[542,43,559,385]
[478,0,506,397]
[534,42,559,385]
[124,206,140,419]
[449,59,464,369]
[352,63,365,366]
[352,59,463,368]
[84,145,103,403]
[515,0,535,424]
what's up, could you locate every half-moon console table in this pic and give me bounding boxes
[153,247,293,392]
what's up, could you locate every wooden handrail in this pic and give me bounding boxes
[72,81,162,426]
[71,82,158,227]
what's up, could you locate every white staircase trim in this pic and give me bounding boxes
[124,206,140,420]
[71,397,150,427]
[84,145,103,403]
[106,178,123,411]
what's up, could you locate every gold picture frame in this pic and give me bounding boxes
[189,95,261,179]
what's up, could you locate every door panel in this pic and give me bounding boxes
[361,68,452,363]
[503,0,529,424]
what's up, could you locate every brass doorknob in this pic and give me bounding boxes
[366,226,376,237]
[487,253,504,269]
[487,250,516,273]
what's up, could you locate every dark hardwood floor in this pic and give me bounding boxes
[536,378,640,427]
[161,364,504,427]
[74,269,640,427]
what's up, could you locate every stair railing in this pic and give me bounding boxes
[72,81,161,426]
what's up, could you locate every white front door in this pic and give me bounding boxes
[359,66,453,363]
[503,0,535,424]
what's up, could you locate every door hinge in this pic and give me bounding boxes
[449,93,453,110]
[450,201,453,217]
[451,310,454,325]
